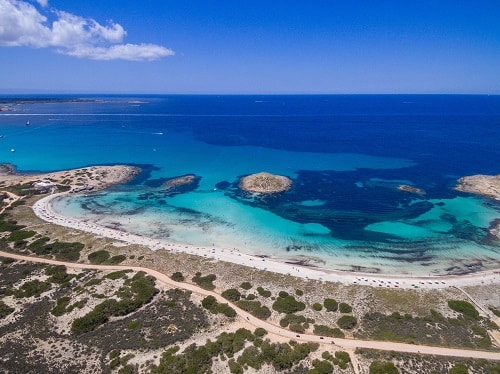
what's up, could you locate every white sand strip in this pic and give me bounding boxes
[32,193,500,290]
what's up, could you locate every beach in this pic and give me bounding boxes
[32,189,499,291]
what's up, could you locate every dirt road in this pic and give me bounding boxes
[0,250,498,361]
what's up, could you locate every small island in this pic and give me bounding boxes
[455,174,500,200]
[164,174,197,188]
[397,184,426,195]
[239,172,292,193]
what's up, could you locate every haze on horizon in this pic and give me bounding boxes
[0,0,499,94]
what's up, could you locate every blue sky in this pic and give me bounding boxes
[1,0,499,94]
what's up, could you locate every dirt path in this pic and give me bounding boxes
[0,191,22,215]
[1,250,499,362]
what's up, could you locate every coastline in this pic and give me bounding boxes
[32,191,499,290]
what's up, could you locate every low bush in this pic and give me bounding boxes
[192,272,216,290]
[222,288,241,302]
[369,361,399,374]
[105,270,131,280]
[312,303,323,311]
[324,298,338,312]
[313,324,345,338]
[448,300,479,320]
[171,272,184,282]
[337,315,357,330]
[7,230,36,242]
[240,282,252,290]
[272,295,306,314]
[106,255,126,265]
[256,286,271,298]
[236,300,271,320]
[339,302,352,313]
[0,300,14,319]
[88,250,110,264]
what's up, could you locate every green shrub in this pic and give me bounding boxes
[0,220,24,232]
[222,288,242,302]
[171,272,184,282]
[71,271,157,334]
[240,281,252,290]
[106,255,126,265]
[46,265,74,286]
[295,289,303,296]
[215,303,236,318]
[7,230,36,242]
[14,280,51,298]
[449,363,469,374]
[0,300,14,319]
[0,257,15,264]
[105,270,131,280]
[312,303,323,311]
[339,302,352,313]
[254,328,267,337]
[272,295,306,314]
[313,324,345,338]
[278,291,289,298]
[448,300,480,320]
[236,300,271,320]
[192,272,216,290]
[201,295,217,310]
[310,359,333,374]
[335,351,350,363]
[256,286,271,298]
[51,296,71,316]
[88,250,110,264]
[369,361,398,374]
[246,294,256,300]
[337,315,357,330]
[324,298,338,312]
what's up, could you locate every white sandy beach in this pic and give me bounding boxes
[32,192,500,290]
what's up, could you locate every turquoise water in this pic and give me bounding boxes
[1,95,499,274]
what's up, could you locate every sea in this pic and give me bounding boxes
[0,95,499,275]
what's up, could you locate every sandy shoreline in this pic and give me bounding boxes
[1,163,498,289]
[32,192,499,290]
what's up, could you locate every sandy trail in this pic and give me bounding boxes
[0,250,498,361]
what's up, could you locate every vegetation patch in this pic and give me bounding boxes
[323,298,338,312]
[7,230,36,242]
[448,300,480,320]
[369,360,399,374]
[105,270,131,280]
[0,300,14,319]
[201,295,236,318]
[272,294,306,314]
[221,288,241,302]
[256,286,271,298]
[71,271,158,334]
[152,327,318,373]
[357,310,495,349]
[5,279,52,298]
[28,239,84,261]
[240,281,252,290]
[313,324,345,338]
[106,255,126,265]
[337,315,357,330]
[236,300,271,320]
[87,250,110,264]
[339,302,352,313]
[170,272,184,282]
[192,272,216,290]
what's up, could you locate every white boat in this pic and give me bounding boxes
[26,120,30,126]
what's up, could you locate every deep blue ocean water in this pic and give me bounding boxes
[1,95,499,274]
